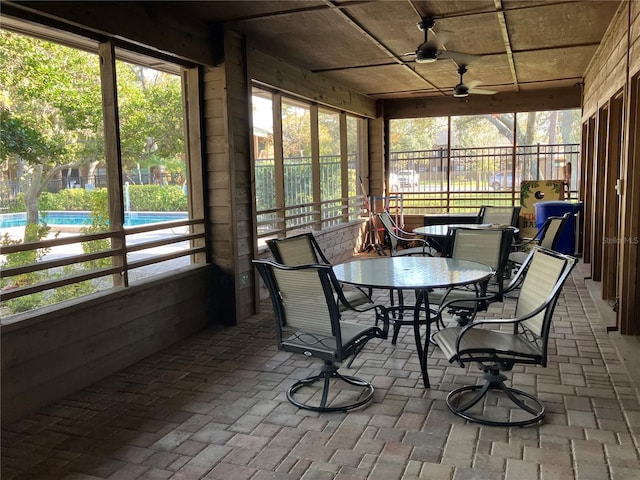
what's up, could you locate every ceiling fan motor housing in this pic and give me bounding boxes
[453,84,469,97]
[416,45,438,63]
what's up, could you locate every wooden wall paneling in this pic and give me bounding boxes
[183,67,207,264]
[580,117,595,265]
[591,106,609,281]
[98,41,126,287]
[601,93,624,300]
[224,31,254,321]
[582,2,629,119]
[311,105,321,230]
[368,114,386,198]
[273,93,286,235]
[619,72,640,335]
[630,1,640,76]
[340,114,349,221]
[1,268,213,425]
[384,87,581,119]
[202,53,237,321]
[247,46,376,119]
[1,1,216,66]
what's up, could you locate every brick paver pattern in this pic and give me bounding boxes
[1,269,639,479]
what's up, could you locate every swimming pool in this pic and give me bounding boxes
[0,211,189,228]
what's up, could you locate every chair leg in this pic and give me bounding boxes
[445,365,545,427]
[287,361,375,413]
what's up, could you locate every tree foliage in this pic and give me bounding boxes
[0,28,186,233]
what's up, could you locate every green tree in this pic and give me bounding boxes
[0,30,103,235]
[281,102,311,158]
[117,62,184,185]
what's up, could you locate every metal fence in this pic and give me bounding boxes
[389,143,580,214]
[255,154,363,239]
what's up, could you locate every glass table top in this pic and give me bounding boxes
[333,256,494,290]
[413,224,519,237]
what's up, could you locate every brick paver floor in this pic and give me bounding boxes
[1,269,639,479]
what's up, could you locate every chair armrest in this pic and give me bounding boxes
[511,237,540,251]
[348,303,390,339]
[435,288,495,318]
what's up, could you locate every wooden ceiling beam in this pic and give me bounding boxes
[494,0,519,91]
[321,0,447,96]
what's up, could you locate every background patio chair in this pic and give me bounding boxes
[509,213,570,267]
[253,259,389,412]
[430,226,514,325]
[377,211,434,257]
[433,247,577,426]
[267,232,372,310]
[479,205,521,229]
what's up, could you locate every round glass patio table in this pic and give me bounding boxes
[333,256,494,388]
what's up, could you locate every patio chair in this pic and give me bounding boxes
[377,211,434,257]
[479,205,521,228]
[509,213,569,267]
[253,259,389,412]
[267,232,372,310]
[433,246,577,426]
[430,226,514,325]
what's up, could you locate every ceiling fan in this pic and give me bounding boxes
[453,65,497,97]
[407,17,480,65]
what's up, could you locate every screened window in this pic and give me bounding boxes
[388,111,580,213]
[252,86,366,243]
[0,25,205,320]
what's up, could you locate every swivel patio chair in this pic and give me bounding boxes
[430,226,514,325]
[433,247,577,426]
[253,259,389,412]
[267,232,372,310]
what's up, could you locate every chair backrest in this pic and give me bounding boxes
[514,247,577,362]
[253,259,345,359]
[377,211,400,252]
[480,205,521,227]
[267,232,329,265]
[445,226,514,297]
[538,213,570,250]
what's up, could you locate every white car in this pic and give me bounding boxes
[390,170,419,190]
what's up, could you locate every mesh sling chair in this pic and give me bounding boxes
[253,259,389,412]
[430,226,514,326]
[377,211,434,257]
[479,205,522,229]
[433,247,577,426]
[509,213,570,267]
[267,233,372,310]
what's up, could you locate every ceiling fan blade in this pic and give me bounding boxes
[437,50,481,64]
[465,80,482,89]
[430,30,450,49]
[469,87,498,95]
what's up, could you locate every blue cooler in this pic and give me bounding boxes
[534,201,583,255]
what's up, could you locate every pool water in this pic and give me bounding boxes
[0,211,188,228]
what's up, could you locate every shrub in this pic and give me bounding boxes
[31,185,188,213]
[39,189,95,211]
[127,185,187,211]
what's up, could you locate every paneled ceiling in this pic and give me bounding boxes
[172,0,620,99]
